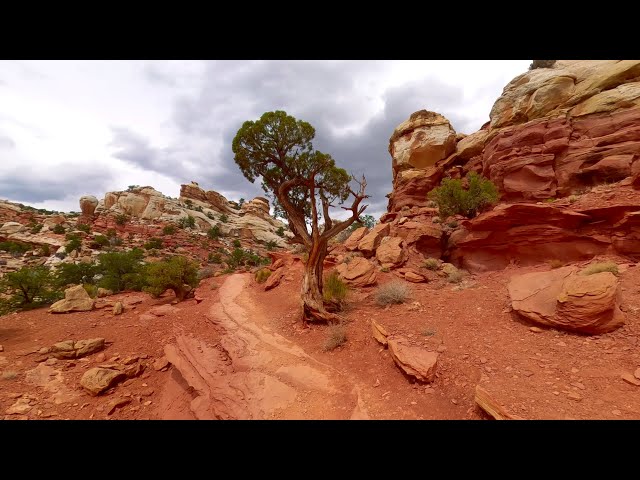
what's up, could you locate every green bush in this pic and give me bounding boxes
[207,225,222,240]
[55,262,98,288]
[144,255,199,301]
[178,215,196,229]
[220,214,229,223]
[0,265,60,311]
[127,185,139,192]
[529,60,556,70]
[255,268,272,283]
[265,240,278,251]
[106,228,117,239]
[162,224,177,235]
[232,239,241,248]
[91,235,110,249]
[115,214,128,226]
[76,224,91,233]
[208,253,222,264]
[323,271,348,305]
[96,248,146,293]
[428,172,499,219]
[30,223,43,234]
[144,237,163,250]
[206,212,216,220]
[581,262,619,276]
[184,199,194,209]
[348,214,376,232]
[0,241,31,256]
[65,234,82,254]
[225,248,269,269]
[276,226,285,237]
[40,244,51,256]
[52,224,66,234]
[83,283,98,298]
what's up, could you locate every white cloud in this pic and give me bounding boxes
[0,60,531,216]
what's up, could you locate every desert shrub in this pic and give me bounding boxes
[0,241,31,256]
[55,262,98,288]
[144,237,163,250]
[276,226,285,237]
[184,199,194,209]
[380,266,390,273]
[220,214,229,223]
[208,253,222,264]
[569,195,579,204]
[162,225,177,235]
[265,240,277,251]
[232,239,241,248]
[40,244,51,256]
[144,255,199,301]
[447,269,464,284]
[323,324,347,352]
[323,271,348,305]
[83,283,98,298]
[529,60,556,70]
[0,265,60,311]
[195,205,203,213]
[177,215,196,229]
[207,225,222,240]
[65,233,82,254]
[30,223,43,234]
[255,268,272,283]
[91,235,110,249]
[446,220,459,229]
[428,172,499,219]
[206,212,216,220]
[106,228,117,239]
[548,259,565,269]
[375,280,410,306]
[333,229,352,244]
[423,258,440,270]
[127,185,139,192]
[545,198,556,203]
[226,248,269,269]
[581,262,619,276]
[198,266,215,281]
[115,214,128,226]
[1,370,18,380]
[96,248,146,292]
[52,224,66,234]
[76,224,91,233]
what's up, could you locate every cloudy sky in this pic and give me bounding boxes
[0,60,530,218]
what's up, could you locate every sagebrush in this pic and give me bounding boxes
[375,280,410,306]
[581,262,619,276]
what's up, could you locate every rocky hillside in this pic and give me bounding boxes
[0,182,290,277]
[382,60,640,272]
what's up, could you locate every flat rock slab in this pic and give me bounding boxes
[48,338,105,359]
[387,336,438,383]
[80,368,127,395]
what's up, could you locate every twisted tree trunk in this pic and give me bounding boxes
[300,238,339,323]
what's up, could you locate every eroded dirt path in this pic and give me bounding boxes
[159,274,368,420]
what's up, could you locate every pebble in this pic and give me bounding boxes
[436,345,446,353]
[480,357,487,364]
[523,371,534,377]
[634,368,640,380]
[571,368,579,374]
[143,400,152,406]
[621,373,640,386]
[553,391,560,396]
[0,345,3,352]
[529,327,543,333]
[451,399,458,405]
[556,341,567,347]
[571,382,585,390]
[567,392,582,402]
[410,401,417,405]
[612,409,621,416]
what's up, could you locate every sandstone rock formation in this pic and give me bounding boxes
[387,61,640,213]
[80,368,127,395]
[375,237,407,268]
[335,257,377,287]
[79,195,98,216]
[95,183,288,246]
[357,223,391,257]
[449,203,640,272]
[264,266,285,291]
[0,222,25,235]
[508,265,625,334]
[49,285,95,313]
[344,227,369,251]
